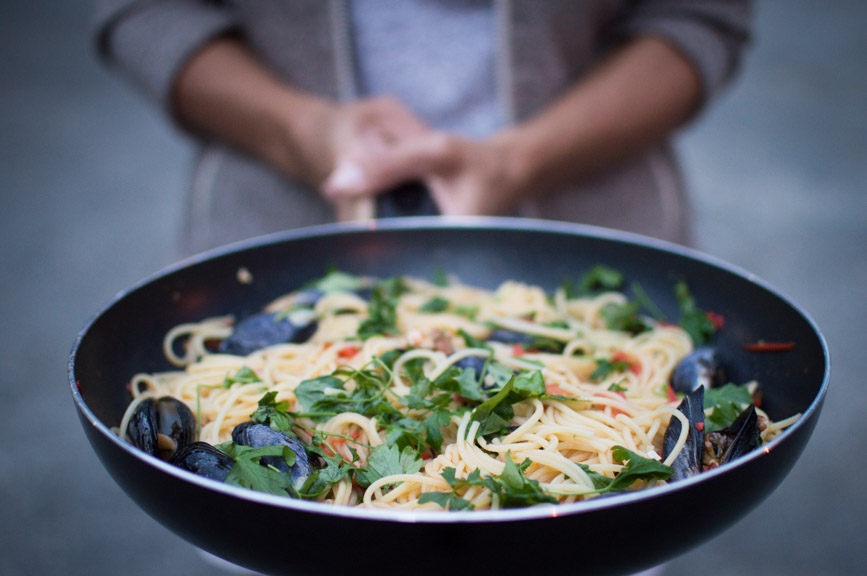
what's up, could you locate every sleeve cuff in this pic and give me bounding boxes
[615,4,752,102]
[97,0,239,112]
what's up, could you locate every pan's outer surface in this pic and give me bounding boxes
[69,217,829,576]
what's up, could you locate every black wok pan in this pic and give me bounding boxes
[69,217,829,576]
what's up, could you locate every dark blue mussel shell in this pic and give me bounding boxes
[231,422,313,488]
[169,442,234,482]
[486,328,535,346]
[707,404,762,466]
[218,312,317,356]
[670,347,726,394]
[453,355,487,375]
[663,386,705,481]
[128,396,197,460]
[292,289,324,308]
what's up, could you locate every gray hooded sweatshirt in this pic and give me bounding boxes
[94,0,751,253]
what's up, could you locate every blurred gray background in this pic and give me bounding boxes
[1,1,864,574]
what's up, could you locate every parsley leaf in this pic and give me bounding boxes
[477,453,557,508]
[606,446,673,492]
[421,409,452,452]
[675,280,717,345]
[296,438,357,499]
[704,383,754,432]
[422,457,556,511]
[431,269,450,287]
[577,265,625,295]
[420,296,450,313]
[418,467,476,511]
[459,329,489,350]
[486,361,517,388]
[578,446,672,495]
[471,371,547,436]
[223,366,262,388]
[219,443,297,496]
[293,375,345,416]
[357,277,408,340]
[308,269,364,294]
[432,365,484,402]
[355,444,423,488]
[629,282,666,321]
[471,378,518,436]
[293,363,400,421]
[600,300,651,334]
[250,391,295,433]
[591,358,633,381]
[577,464,617,491]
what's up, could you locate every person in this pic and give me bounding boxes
[93,1,751,255]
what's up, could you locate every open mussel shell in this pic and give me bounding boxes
[710,404,763,467]
[69,217,829,576]
[663,386,705,481]
[127,396,196,460]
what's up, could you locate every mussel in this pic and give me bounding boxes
[670,347,726,394]
[169,442,234,482]
[487,328,535,346]
[453,355,498,390]
[127,396,196,460]
[231,422,312,488]
[453,355,487,374]
[703,404,762,469]
[292,288,324,308]
[218,311,318,356]
[662,386,705,481]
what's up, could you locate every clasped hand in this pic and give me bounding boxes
[319,96,522,220]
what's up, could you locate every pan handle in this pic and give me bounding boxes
[336,182,438,221]
[376,181,438,218]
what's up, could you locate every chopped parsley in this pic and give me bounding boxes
[419,453,556,510]
[578,446,672,494]
[218,443,298,496]
[419,296,450,313]
[223,365,262,388]
[591,358,632,381]
[250,391,295,433]
[675,279,717,345]
[357,277,408,340]
[704,383,754,432]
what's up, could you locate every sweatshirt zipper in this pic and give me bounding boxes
[329,0,357,101]
[494,0,516,126]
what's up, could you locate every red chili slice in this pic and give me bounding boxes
[337,345,360,358]
[742,341,796,352]
[705,311,725,330]
[612,350,642,374]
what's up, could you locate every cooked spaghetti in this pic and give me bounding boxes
[119,270,797,510]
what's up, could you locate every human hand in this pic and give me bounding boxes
[323,130,525,217]
[320,96,432,219]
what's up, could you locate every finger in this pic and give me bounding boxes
[334,197,375,222]
[322,161,369,198]
[324,133,455,198]
[366,133,456,187]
